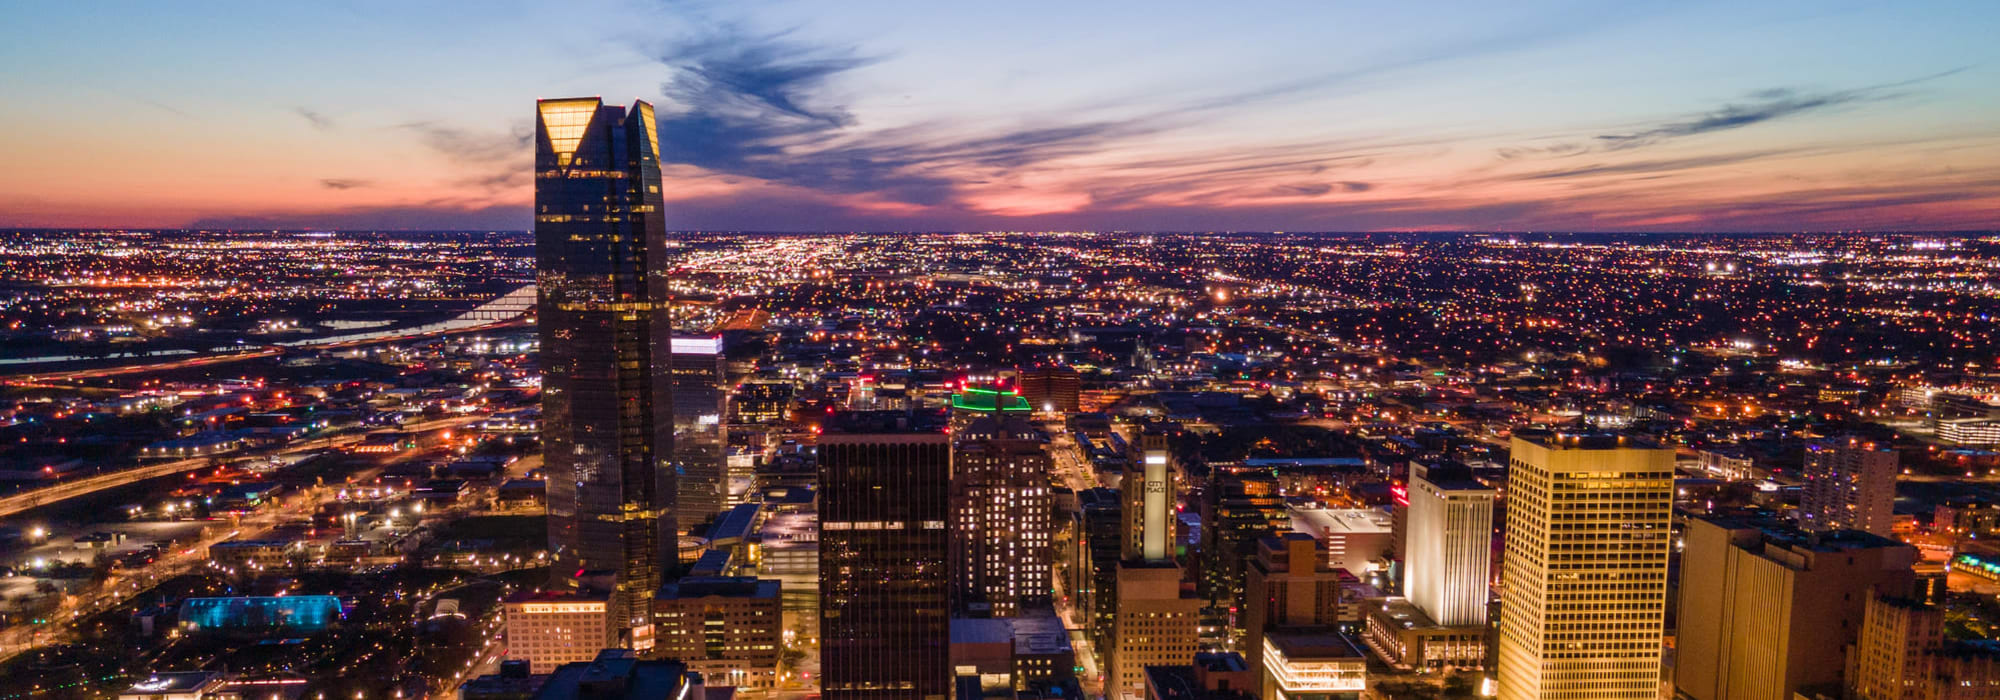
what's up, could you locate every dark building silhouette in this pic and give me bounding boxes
[818,412,952,699]
[1076,487,1123,653]
[535,96,675,648]
[1016,365,1081,413]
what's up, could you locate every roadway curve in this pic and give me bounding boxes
[0,416,479,521]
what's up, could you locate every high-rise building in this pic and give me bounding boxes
[951,414,1053,617]
[1111,562,1203,700]
[536,96,675,647]
[1110,423,1201,700]
[1078,487,1124,654]
[1122,423,1176,562]
[818,412,952,699]
[671,335,729,528]
[1403,460,1495,628]
[1800,439,1898,536]
[1496,431,1673,700]
[1201,466,1290,642]
[1851,594,1946,700]
[1240,533,1343,690]
[1675,514,1916,700]
[1017,365,1082,414]
[1849,591,2000,700]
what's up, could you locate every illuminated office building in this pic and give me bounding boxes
[504,592,611,674]
[951,414,1053,617]
[653,576,783,689]
[1404,459,1495,628]
[1122,423,1176,562]
[819,413,953,699]
[536,96,675,648]
[1110,422,1201,700]
[1496,432,1672,700]
[672,335,729,527]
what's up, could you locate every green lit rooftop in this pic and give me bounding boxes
[951,387,1032,413]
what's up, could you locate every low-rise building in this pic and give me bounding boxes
[1358,598,1485,672]
[503,592,610,674]
[652,577,783,688]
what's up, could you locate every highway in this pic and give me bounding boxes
[0,415,479,520]
[1,316,529,386]
[0,414,482,663]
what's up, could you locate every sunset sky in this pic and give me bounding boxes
[3,1,1998,231]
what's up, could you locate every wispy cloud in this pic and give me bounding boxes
[1594,68,1969,150]
[319,178,370,190]
[1511,149,1805,180]
[295,108,335,131]
[399,121,531,164]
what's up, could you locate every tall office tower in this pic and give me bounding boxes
[1110,423,1201,700]
[1799,439,1898,536]
[1850,594,1944,700]
[818,413,952,699]
[536,96,674,648]
[670,335,728,528]
[1016,365,1082,413]
[1496,432,1673,700]
[1240,533,1343,691]
[1199,466,1289,642]
[1121,423,1175,562]
[1675,514,1916,700]
[950,415,1053,617]
[1404,460,1495,628]
[1078,487,1124,654]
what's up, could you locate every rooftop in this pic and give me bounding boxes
[1514,428,1658,450]
[951,387,1032,414]
[1288,506,1392,536]
[660,576,780,601]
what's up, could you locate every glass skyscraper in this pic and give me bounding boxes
[535,96,675,648]
[670,335,728,527]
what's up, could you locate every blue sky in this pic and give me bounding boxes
[2,0,1997,230]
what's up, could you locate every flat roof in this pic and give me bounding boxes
[1514,429,1659,450]
[1265,629,1366,659]
[1288,507,1392,535]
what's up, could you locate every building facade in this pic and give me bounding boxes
[1017,365,1082,414]
[1675,515,1917,700]
[1496,432,1673,700]
[671,335,729,529]
[503,592,610,674]
[950,414,1053,617]
[535,96,676,646]
[1800,440,1899,536]
[652,576,783,688]
[819,418,952,699]
[1240,533,1343,687]
[1403,459,1495,628]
